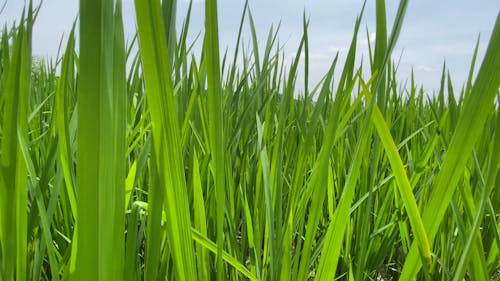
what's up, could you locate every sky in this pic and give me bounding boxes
[1,0,499,94]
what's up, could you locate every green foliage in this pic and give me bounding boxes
[0,1,498,280]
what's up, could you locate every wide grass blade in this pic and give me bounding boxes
[73,0,126,280]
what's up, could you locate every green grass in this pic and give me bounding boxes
[0,1,499,280]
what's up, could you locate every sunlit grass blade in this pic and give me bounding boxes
[133,0,197,280]
[363,83,432,266]
[191,150,210,281]
[191,228,258,281]
[17,125,60,281]
[315,75,374,281]
[0,8,31,281]
[53,26,78,252]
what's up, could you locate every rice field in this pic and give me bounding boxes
[0,0,499,280]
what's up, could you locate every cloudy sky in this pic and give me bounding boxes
[1,0,498,93]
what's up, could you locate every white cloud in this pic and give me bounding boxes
[415,65,439,73]
[309,51,329,60]
[326,45,348,53]
[360,32,376,45]
[432,43,476,55]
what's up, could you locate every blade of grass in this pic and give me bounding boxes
[0,9,31,281]
[315,74,375,281]
[133,0,197,280]
[73,0,126,280]
[363,83,432,266]
[205,0,226,279]
[111,1,127,279]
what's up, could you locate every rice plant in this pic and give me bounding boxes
[0,0,499,280]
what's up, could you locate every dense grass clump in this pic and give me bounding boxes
[0,0,499,280]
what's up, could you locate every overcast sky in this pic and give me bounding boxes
[1,0,498,93]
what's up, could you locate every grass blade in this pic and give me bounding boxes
[134,0,197,280]
[205,0,226,279]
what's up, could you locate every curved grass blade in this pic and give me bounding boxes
[363,84,432,266]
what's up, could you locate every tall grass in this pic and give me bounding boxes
[0,1,499,280]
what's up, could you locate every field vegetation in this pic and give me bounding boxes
[0,0,499,280]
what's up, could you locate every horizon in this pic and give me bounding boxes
[1,0,498,93]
